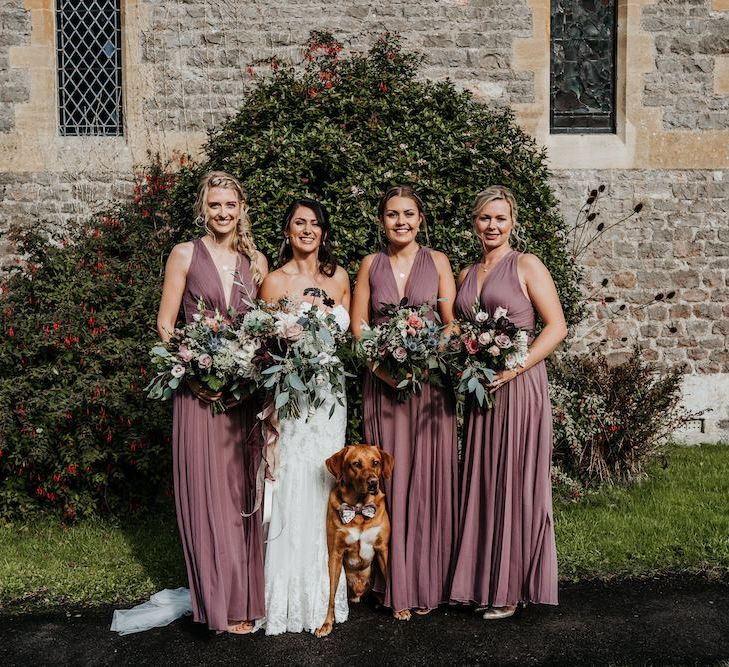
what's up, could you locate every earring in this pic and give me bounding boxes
[285,237,290,245]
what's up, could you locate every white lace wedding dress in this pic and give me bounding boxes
[257,305,350,635]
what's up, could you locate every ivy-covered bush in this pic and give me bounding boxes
[549,348,693,489]
[0,164,177,518]
[5,32,671,519]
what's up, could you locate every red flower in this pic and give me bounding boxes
[35,486,45,497]
[378,82,388,93]
[246,65,255,78]
[7,327,14,337]
[88,317,95,327]
[324,81,333,89]
[52,473,61,482]
[105,432,112,443]
[66,464,77,475]
[609,424,620,432]
[47,492,57,502]
[464,337,481,355]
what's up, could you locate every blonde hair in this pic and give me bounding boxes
[471,185,525,250]
[194,171,262,285]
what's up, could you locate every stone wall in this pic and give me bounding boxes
[0,0,31,132]
[551,168,729,375]
[642,0,729,130]
[138,0,533,133]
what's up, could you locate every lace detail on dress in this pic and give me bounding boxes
[257,375,349,635]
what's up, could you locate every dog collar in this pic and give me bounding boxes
[339,503,376,524]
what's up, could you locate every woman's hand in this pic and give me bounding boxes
[371,364,401,390]
[187,378,223,404]
[488,368,520,394]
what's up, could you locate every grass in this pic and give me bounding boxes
[0,444,727,611]
[556,444,729,580]
[0,512,184,612]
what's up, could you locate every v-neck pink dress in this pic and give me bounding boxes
[362,246,458,611]
[449,251,558,607]
[172,238,264,631]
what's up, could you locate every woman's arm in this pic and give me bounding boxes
[156,242,193,342]
[258,270,284,303]
[432,251,457,336]
[334,266,351,311]
[256,250,269,281]
[349,254,374,339]
[350,254,398,389]
[488,254,567,392]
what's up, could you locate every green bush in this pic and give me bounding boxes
[549,348,693,488]
[0,32,584,517]
[168,32,582,324]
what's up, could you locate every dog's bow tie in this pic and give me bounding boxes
[339,503,376,524]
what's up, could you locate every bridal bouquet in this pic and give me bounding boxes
[357,298,448,400]
[239,298,349,420]
[146,298,258,413]
[450,304,529,407]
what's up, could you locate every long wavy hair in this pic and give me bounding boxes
[277,198,338,277]
[194,171,263,284]
[471,185,525,251]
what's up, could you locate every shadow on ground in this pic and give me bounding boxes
[1,576,728,666]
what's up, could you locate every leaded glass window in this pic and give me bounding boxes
[56,0,123,136]
[550,0,617,134]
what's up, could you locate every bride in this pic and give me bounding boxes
[256,197,350,635]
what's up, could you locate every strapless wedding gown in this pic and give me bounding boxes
[257,304,350,635]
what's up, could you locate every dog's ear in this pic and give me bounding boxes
[325,447,349,481]
[378,448,394,480]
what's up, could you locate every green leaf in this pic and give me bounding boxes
[275,391,290,409]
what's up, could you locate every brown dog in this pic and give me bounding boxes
[315,444,394,638]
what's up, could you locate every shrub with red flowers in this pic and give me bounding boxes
[0,161,179,519]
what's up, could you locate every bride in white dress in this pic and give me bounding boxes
[256,198,350,635]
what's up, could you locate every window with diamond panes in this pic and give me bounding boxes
[550,0,617,134]
[56,0,123,136]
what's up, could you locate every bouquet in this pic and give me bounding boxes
[146,298,257,413]
[357,298,449,399]
[239,297,350,420]
[450,304,529,407]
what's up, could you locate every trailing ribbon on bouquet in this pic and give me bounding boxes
[338,503,377,524]
[241,396,280,523]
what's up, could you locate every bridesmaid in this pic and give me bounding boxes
[156,171,269,634]
[449,186,567,619]
[350,185,459,620]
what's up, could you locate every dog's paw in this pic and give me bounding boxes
[393,609,411,621]
[314,621,333,638]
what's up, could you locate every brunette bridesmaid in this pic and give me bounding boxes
[156,171,269,634]
[350,185,459,620]
[449,186,567,619]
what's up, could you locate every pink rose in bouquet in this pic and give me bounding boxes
[392,346,408,362]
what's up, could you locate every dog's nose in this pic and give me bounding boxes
[367,478,379,493]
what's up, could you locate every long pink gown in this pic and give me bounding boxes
[449,250,558,607]
[172,238,264,631]
[363,246,459,611]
